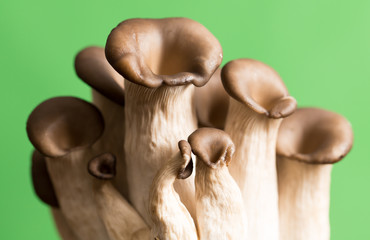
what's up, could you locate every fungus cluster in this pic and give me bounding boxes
[27,17,353,240]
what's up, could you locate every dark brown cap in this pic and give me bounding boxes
[177,140,193,179]
[31,150,59,207]
[277,108,353,164]
[75,46,125,106]
[88,153,116,180]
[26,97,105,158]
[105,18,223,88]
[221,59,296,118]
[195,68,229,129]
[188,128,235,168]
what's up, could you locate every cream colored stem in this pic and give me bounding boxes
[92,90,127,199]
[51,208,79,240]
[93,180,150,240]
[195,161,247,240]
[46,149,110,240]
[124,80,197,224]
[278,156,332,240]
[225,99,280,240]
[149,152,197,240]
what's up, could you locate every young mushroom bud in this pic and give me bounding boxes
[88,153,150,240]
[26,97,110,240]
[277,108,353,240]
[221,59,297,240]
[105,17,223,223]
[149,140,197,240]
[75,46,128,199]
[188,128,247,240]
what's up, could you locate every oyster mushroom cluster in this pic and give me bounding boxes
[26,18,353,240]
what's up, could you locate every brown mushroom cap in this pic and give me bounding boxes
[26,97,105,158]
[105,18,223,88]
[188,128,235,168]
[277,108,353,164]
[75,46,125,105]
[177,140,194,179]
[88,153,116,180]
[221,59,296,118]
[31,150,59,207]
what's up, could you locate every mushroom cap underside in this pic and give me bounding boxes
[188,128,235,167]
[105,17,223,88]
[26,97,105,158]
[221,58,296,118]
[277,107,353,164]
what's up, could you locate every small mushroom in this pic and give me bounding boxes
[75,46,128,199]
[26,97,110,240]
[194,68,229,129]
[88,153,150,240]
[149,140,197,240]
[105,17,223,223]
[188,128,247,240]
[277,108,353,240]
[221,59,297,239]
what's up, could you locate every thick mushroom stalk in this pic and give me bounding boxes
[88,153,150,240]
[149,140,197,240]
[75,46,128,198]
[31,150,78,240]
[106,17,222,223]
[221,59,297,240]
[26,97,110,240]
[188,128,247,240]
[194,69,229,129]
[277,108,353,240]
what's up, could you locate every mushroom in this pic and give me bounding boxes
[31,150,78,240]
[188,128,247,240]
[277,107,353,240]
[26,97,110,240]
[149,140,197,240]
[194,68,229,129]
[105,17,223,223]
[221,58,297,239]
[88,153,150,240]
[75,46,128,198]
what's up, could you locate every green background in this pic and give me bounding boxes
[1,0,369,239]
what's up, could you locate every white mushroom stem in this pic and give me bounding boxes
[92,90,127,198]
[45,149,110,240]
[92,179,150,239]
[278,157,332,240]
[149,145,197,240]
[225,99,280,240]
[51,208,79,240]
[125,80,197,224]
[195,155,247,240]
